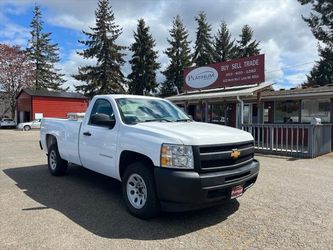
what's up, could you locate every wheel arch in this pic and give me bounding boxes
[46,134,57,150]
[119,150,155,180]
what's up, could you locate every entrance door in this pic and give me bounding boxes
[24,112,30,122]
[243,104,252,124]
[243,103,259,124]
[252,104,258,123]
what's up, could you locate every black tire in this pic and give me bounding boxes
[23,125,31,131]
[122,162,160,219]
[47,144,68,176]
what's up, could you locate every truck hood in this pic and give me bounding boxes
[134,121,253,145]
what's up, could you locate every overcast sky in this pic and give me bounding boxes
[0,0,318,90]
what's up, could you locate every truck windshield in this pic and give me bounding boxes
[116,98,191,124]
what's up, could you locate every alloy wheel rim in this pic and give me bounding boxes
[126,173,147,209]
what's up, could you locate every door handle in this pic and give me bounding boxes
[83,131,91,136]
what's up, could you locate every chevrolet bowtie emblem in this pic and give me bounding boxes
[231,149,241,159]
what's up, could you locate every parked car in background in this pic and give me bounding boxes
[0,118,17,128]
[17,119,42,131]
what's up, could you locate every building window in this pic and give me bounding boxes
[208,103,225,124]
[176,104,185,112]
[301,99,331,123]
[208,103,232,125]
[274,100,300,123]
[195,103,204,121]
[188,103,204,122]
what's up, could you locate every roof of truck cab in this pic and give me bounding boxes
[96,94,164,100]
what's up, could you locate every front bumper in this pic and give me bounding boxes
[154,159,259,212]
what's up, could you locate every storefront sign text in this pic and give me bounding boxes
[184,54,265,91]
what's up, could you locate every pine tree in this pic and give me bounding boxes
[74,0,126,97]
[192,11,214,66]
[128,19,160,95]
[214,21,237,62]
[237,25,260,58]
[161,15,191,97]
[306,47,333,86]
[298,0,333,86]
[27,5,66,91]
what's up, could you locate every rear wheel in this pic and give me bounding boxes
[48,144,68,176]
[122,162,160,219]
[23,125,31,131]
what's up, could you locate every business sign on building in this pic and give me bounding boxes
[184,54,265,91]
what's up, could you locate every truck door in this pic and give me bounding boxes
[79,98,118,178]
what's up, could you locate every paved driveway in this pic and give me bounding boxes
[0,129,332,249]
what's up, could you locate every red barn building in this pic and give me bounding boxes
[16,88,88,123]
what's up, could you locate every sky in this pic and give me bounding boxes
[0,0,319,91]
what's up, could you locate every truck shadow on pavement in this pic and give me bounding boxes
[4,164,239,240]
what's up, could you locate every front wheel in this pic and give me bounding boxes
[122,162,160,219]
[48,144,68,176]
[23,125,31,131]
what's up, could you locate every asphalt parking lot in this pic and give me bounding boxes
[0,129,332,249]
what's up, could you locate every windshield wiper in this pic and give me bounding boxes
[175,119,191,122]
[144,118,172,122]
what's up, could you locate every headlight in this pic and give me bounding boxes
[160,144,194,169]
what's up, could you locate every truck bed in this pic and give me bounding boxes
[40,118,82,165]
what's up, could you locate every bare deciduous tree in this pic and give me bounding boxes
[0,44,34,119]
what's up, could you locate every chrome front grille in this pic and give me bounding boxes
[198,141,254,171]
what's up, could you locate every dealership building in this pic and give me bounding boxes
[167,55,333,157]
[168,83,333,128]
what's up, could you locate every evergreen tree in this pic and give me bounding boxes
[192,11,214,66]
[74,0,126,97]
[298,0,333,86]
[237,25,260,58]
[214,21,237,62]
[128,19,160,95]
[27,5,66,91]
[306,47,333,86]
[161,15,191,97]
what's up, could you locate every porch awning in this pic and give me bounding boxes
[167,82,272,102]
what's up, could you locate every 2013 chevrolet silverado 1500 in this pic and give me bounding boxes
[40,95,259,218]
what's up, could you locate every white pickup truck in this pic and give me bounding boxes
[40,95,259,218]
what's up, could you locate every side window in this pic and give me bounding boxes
[89,99,115,126]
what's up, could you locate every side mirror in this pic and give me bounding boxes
[188,115,193,120]
[90,113,116,128]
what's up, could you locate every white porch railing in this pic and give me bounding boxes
[242,123,332,158]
